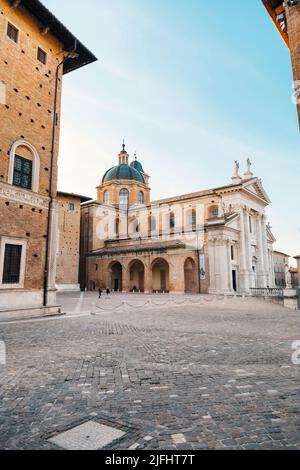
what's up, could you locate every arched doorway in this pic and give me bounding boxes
[109,261,123,292]
[152,258,169,293]
[184,258,197,293]
[129,260,145,292]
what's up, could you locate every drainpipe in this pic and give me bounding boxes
[43,43,78,307]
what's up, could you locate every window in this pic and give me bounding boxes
[210,207,219,219]
[149,216,156,232]
[170,212,175,229]
[231,245,234,261]
[9,140,40,193]
[13,155,32,190]
[103,191,110,204]
[138,191,144,204]
[0,80,6,105]
[249,216,252,233]
[2,244,22,285]
[37,47,47,65]
[7,23,19,43]
[119,189,129,206]
[68,203,75,211]
[188,209,197,229]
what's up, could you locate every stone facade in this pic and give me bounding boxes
[81,150,276,295]
[0,0,96,318]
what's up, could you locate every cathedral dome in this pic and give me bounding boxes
[130,158,144,174]
[102,164,145,184]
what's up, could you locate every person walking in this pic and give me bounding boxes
[98,287,102,299]
[106,287,110,296]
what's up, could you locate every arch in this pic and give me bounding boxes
[103,190,110,204]
[108,261,123,291]
[9,139,40,193]
[138,191,144,204]
[119,188,129,206]
[184,257,198,293]
[151,257,169,293]
[128,259,145,292]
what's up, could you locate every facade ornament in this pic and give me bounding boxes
[244,158,254,180]
[231,161,242,184]
[285,264,292,288]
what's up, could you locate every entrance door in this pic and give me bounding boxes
[160,270,166,292]
[114,278,119,292]
[232,270,237,292]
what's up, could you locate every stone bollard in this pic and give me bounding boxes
[283,289,298,310]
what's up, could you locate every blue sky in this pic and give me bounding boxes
[45,0,299,259]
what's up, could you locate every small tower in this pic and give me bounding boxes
[118,140,129,165]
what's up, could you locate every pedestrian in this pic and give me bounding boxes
[106,287,110,296]
[98,287,102,299]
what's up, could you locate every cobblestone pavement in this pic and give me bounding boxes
[0,293,300,450]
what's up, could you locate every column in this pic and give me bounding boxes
[208,239,216,293]
[238,208,250,292]
[144,261,152,294]
[261,215,270,287]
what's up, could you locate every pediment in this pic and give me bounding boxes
[243,178,271,204]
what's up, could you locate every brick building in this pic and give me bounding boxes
[262,0,300,127]
[56,192,91,292]
[80,146,276,295]
[0,0,96,319]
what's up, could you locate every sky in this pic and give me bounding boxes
[45,0,299,261]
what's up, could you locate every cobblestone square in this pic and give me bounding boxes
[0,293,299,450]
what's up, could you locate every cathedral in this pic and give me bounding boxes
[78,144,276,295]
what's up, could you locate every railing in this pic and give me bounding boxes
[250,288,284,298]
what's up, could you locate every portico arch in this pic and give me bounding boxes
[151,258,169,292]
[108,261,123,291]
[128,259,145,292]
[184,257,198,293]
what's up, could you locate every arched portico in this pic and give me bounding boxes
[151,258,169,293]
[128,259,145,292]
[184,257,198,293]
[108,261,123,291]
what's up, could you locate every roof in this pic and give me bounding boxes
[102,164,145,184]
[57,191,92,203]
[273,250,290,258]
[15,0,97,74]
[130,159,144,174]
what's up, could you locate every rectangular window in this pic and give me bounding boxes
[68,203,75,211]
[3,244,22,284]
[249,216,252,233]
[7,23,19,43]
[37,47,47,65]
[13,155,32,190]
[231,245,234,261]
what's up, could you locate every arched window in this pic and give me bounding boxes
[170,212,175,229]
[8,139,40,192]
[119,188,129,206]
[103,190,110,204]
[138,191,144,204]
[209,206,219,219]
